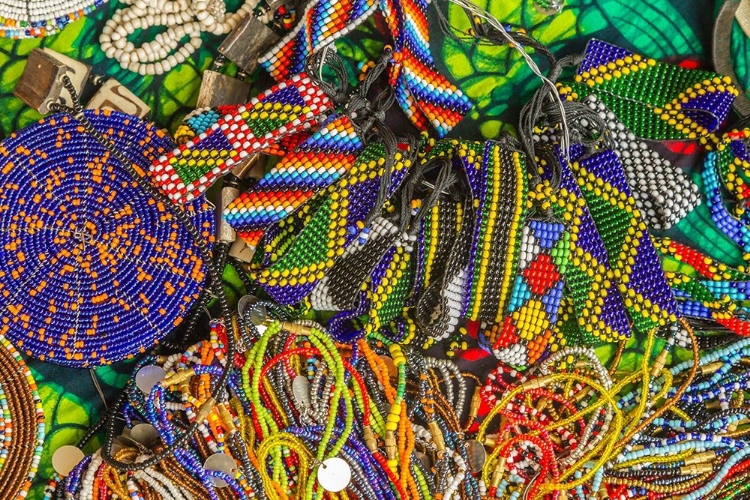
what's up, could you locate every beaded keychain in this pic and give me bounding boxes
[0,336,45,500]
[259,0,472,137]
[0,109,213,366]
[569,39,738,144]
[150,72,334,203]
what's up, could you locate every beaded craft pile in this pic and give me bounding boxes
[9,1,750,500]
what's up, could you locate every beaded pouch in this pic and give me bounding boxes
[570,39,738,142]
[150,72,334,204]
[569,92,701,230]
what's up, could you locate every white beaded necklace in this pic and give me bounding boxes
[99,0,268,75]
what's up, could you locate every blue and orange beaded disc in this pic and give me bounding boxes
[0,110,214,367]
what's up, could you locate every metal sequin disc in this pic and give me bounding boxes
[52,445,85,477]
[237,295,259,318]
[465,439,487,473]
[292,375,311,407]
[130,423,160,446]
[204,453,238,488]
[317,457,351,492]
[135,365,166,394]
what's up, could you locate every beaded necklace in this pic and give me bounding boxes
[0,109,213,367]
[0,336,45,500]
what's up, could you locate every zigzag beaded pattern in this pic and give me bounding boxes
[571,39,738,142]
[483,219,570,367]
[252,141,414,304]
[224,114,364,248]
[0,336,44,499]
[0,110,213,367]
[259,0,378,81]
[379,0,472,137]
[151,73,333,203]
[534,153,631,343]
[571,147,678,332]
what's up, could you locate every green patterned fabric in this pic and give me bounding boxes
[0,1,748,497]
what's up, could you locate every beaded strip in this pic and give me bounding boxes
[570,39,738,143]
[655,238,750,337]
[259,0,378,81]
[259,0,472,137]
[556,89,701,230]
[532,149,631,343]
[0,0,102,38]
[0,336,44,500]
[0,109,213,366]
[150,73,333,203]
[459,140,527,324]
[253,140,416,304]
[570,146,678,333]
[482,218,570,367]
[224,113,365,248]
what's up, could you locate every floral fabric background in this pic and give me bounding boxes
[0,1,744,497]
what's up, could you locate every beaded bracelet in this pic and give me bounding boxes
[0,109,213,366]
[0,0,102,38]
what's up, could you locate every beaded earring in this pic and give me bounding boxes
[0,109,213,366]
[569,39,738,144]
[150,72,334,204]
[0,336,45,500]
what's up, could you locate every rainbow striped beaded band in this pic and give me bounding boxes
[0,336,44,499]
[224,113,365,248]
[571,39,738,142]
[151,73,333,204]
[0,109,213,367]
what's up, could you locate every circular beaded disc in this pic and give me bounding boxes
[0,336,45,498]
[0,0,104,38]
[0,109,214,367]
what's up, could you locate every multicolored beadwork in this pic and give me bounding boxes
[570,146,678,333]
[259,0,472,137]
[150,73,333,203]
[570,39,738,142]
[0,336,44,499]
[224,113,365,248]
[0,110,213,366]
[0,0,103,38]
[575,92,701,230]
[458,140,527,324]
[482,219,570,367]
[253,140,415,304]
[259,0,378,81]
